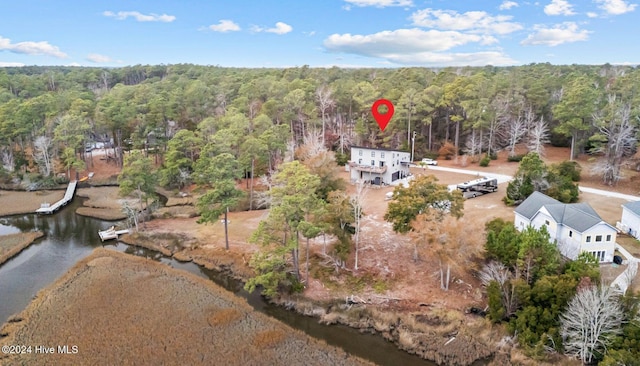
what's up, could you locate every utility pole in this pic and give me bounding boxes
[411,131,416,162]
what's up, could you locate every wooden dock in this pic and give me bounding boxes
[98,227,131,241]
[35,180,78,214]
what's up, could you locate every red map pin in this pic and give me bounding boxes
[371,99,394,132]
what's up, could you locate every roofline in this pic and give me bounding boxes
[350,145,410,153]
[529,210,617,233]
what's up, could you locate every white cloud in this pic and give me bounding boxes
[0,36,67,58]
[323,28,516,66]
[499,1,519,10]
[595,0,637,15]
[86,53,114,63]
[0,61,25,67]
[252,22,293,35]
[586,11,599,17]
[383,51,517,66]
[103,10,175,22]
[208,20,241,32]
[410,8,523,35]
[544,0,576,15]
[344,0,413,7]
[521,22,590,46]
[266,22,293,34]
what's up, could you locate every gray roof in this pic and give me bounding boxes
[514,191,560,220]
[544,203,603,232]
[516,191,608,232]
[623,200,640,216]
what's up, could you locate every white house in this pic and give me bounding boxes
[348,146,410,185]
[514,191,618,262]
[620,201,640,239]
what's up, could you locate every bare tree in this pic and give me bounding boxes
[1,147,14,172]
[33,135,55,177]
[560,285,624,364]
[505,114,527,157]
[350,179,367,270]
[122,201,140,231]
[316,85,334,146]
[253,173,275,209]
[410,214,481,290]
[465,129,482,161]
[527,116,550,156]
[479,261,519,317]
[592,96,637,185]
[479,261,512,287]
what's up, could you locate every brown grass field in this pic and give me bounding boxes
[0,249,372,366]
[0,190,64,217]
[74,186,132,221]
[0,232,44,265]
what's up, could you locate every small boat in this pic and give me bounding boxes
[98,226,130,241]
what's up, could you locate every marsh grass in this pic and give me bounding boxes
[0,232,44,265]
[75,206,127,220]
[0,249,372,366]
[207,308,243,326]
[252,329,287,349]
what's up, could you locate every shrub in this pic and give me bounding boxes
[507,154,525,162]
[489,152,498,160]
[479,155,491,167]
[334,151,349,166]
[438,142,456,160]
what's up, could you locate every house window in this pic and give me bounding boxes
[586,236,591,243]
[381,152,385,159]
[359,150,363,156]
[371,151,375,157]
[606,234,611,241]
[545,220,550,226]
[596,235,602,242]
[371,160,375,166]
[358,159,362,164]
[380,161,385,167]
[569,231,573,237]
[593,251,605,262]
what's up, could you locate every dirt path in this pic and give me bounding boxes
[0,249,372,366]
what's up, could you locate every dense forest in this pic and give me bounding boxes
[1,63,639,188]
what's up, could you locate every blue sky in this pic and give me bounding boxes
[0,0,637,68]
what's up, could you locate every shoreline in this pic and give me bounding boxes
[120,229,507,365]
[1,188,514,365]
[0,232,45,265]
[0,249,372,365]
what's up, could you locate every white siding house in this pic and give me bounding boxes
[514,191,618,262]
[620,201,640,239]
[348,146,410,185]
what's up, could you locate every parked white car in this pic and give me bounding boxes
[421,158,438,166]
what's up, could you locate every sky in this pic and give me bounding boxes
[0,0,638,68]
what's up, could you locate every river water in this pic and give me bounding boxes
[0,199,432,366]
